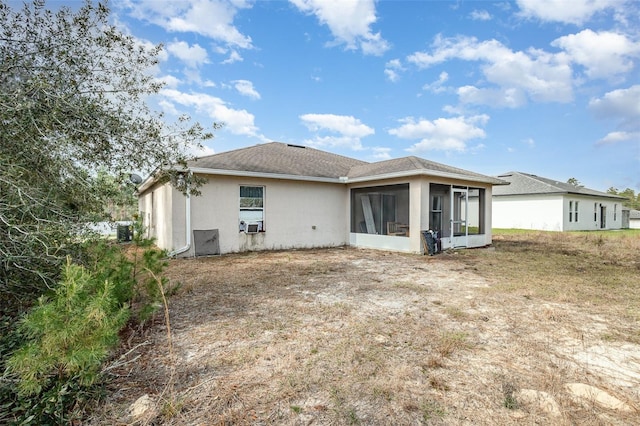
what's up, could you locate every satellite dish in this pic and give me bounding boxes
[129,173,143,185]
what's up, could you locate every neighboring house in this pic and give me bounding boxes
[137,142,507,256]
[492,171,626,231]
[629,210,640,229]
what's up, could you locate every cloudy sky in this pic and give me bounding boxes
[98,1,640,190]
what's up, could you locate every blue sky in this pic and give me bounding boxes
[102,1,640,191]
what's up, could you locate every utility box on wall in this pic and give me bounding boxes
[117,224,133,242]
[193,229,220,256]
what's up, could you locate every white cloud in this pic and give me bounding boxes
[589,85,640,140]
[127,0,253,48]
[167,40,209,67]
[232,80,261,99]
[457,85,527,108]
[221,50,243,64]
[596,131,640,145]
[156,75,182,89]
[516,0,622,25]
[423,71,450,94]
[384,59,404,82]
[407,35,574,106]
[371,147,391,160]
[160,88,260,137]
[470,10,492,21]
[299,113,374,150]
[289,0,390,56]
[552,29,640,80]
[389,115,489,152]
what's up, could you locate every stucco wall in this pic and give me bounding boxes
[187,175,348,255]
[564,196,623,231]
[493,194,623,231]
[492,194,564,231]
[138,183,174,249]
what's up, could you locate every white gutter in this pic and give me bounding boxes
[168,181,192,257]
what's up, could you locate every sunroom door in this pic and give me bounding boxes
[450,187,468,248]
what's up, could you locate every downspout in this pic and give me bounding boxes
[168,176,191,257]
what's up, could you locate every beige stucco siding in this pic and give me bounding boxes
[138,183,175,249]
[187,175,347,255]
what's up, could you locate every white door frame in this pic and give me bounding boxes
[450,186,468,248]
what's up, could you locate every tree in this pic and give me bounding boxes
[567,177,582,187]
[607,187,640,210]
[0,0,214,306]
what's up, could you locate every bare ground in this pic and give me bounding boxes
[92,241,640,425]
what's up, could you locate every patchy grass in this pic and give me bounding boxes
[460,230,640,342]
[89,232,640,425]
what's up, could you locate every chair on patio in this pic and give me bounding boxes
[387,221,407,236]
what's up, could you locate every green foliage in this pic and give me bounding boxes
[6,260,129,395]
[1,228,172,424]
[0,0,214,308]
[607,187,640,210]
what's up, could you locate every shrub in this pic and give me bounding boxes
[1,228,171,424]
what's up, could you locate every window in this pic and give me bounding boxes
[569,201,573,222]
[614,204,617,221]
[594,203,597,221]
[351,184,409,236]
[240,186,264,231]
[430,195,443,233]
[569,201,578,222]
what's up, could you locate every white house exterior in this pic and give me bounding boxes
[138,142,507,256]
[629,210,640,229]
[492,172,626,231]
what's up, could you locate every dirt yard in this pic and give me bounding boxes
[92,233,640,425]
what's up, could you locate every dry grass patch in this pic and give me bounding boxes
[89,232,640,425]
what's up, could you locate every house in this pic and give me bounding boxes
[629,210,640,229]
[492,171,626,231]
[137,142,507,256]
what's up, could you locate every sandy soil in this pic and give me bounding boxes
[95,247,639,425]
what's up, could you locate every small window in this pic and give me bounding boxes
[594,203,597,221]
[574,201,579,222]
[569,201,573,222]
[240,185,264,231]
[614,204,617,221]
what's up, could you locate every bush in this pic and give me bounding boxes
[1,230,171,424]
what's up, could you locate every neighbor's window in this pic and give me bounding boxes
[569,201,579,222]
[569,201,573,222]
[614,204,617,221]
[594,203,597,221]
[240,185,264,231]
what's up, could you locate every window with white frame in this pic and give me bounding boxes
[594,203,597,222]
[614,204,617,221]
[240,186,264,232]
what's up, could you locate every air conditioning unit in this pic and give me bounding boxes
[246,223,260,233]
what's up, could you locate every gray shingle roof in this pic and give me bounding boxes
[188,142,366,179]
[188,142,505,185]
[493,171,625,199]
[347,156,506,184]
